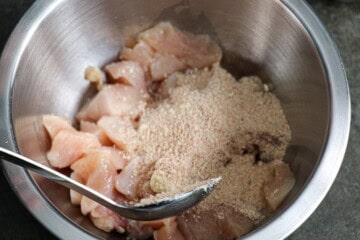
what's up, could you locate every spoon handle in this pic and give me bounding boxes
[0,147,123,210]
[0,147,220,220]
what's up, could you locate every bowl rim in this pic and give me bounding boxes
[247,0,351,238]
[0,0,350,239]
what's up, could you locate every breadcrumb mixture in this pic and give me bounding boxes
[136,64,291,221]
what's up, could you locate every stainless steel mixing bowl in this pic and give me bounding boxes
[0,0,350,239]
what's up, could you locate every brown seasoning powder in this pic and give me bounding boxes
[135,64,291,221]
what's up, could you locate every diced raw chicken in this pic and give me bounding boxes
[115,156,143,199]
[71,151,103,181]
[177,211,226,240]
[105,61,147,94]
[120,22,221,83]
[90,205,129,233]
[263,164,295,210]
[80,154,117,215]
[42,115,75,140]
[120,40,156,71]
[70,172,84,205]
[153,218,185,240]
[222,212,254,238]
[150,54,187,81]
[71,147,127,180]
[177,206,254,240]
[70,149,129,230]
[70,148,129,216]
[76,84,147,122]
[98,116,140,154]
[105,147,128,170]
[84,66,105,90]
[80,120,113,146]
[156,73,179,99]
[139,22,222,69]
[47,130,101,168]
[140,217,176,230]
[126,220,154,239]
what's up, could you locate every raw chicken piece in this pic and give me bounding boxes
[71,147,127,180]
[120,22,221,83]
[47,130,101,168]
[70,172,84,205]
[140,217,176,230]
[150,54,187,81]
[71,151,104,181]
[104,147,128,171]
[71,148,129,231]
[120,40,156,71]
[126,218,177,240]
[263,164,295,210]
[177,206,254,240]
[105,61,147,94]
[84,66,105,90]
[115,156,143,198]
[90,205,129,233]
[222,212,254,238]
[156,73,179,100]
[76,84,147,122]
[126,220,154,239]
[80,120,113,146]
[80,153,117,215]
[177,211,226,240]
[98,116,140,154]
[139,22,222,70]
[42,115,75,140]
[153,218,185,240]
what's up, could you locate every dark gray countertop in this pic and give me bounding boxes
[0,0,359,239]
[289,0,360,239]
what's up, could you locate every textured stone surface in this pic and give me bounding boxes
[0,0,358,239]
[289,0,360,239]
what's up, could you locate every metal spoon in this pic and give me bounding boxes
[0,147,220,221]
